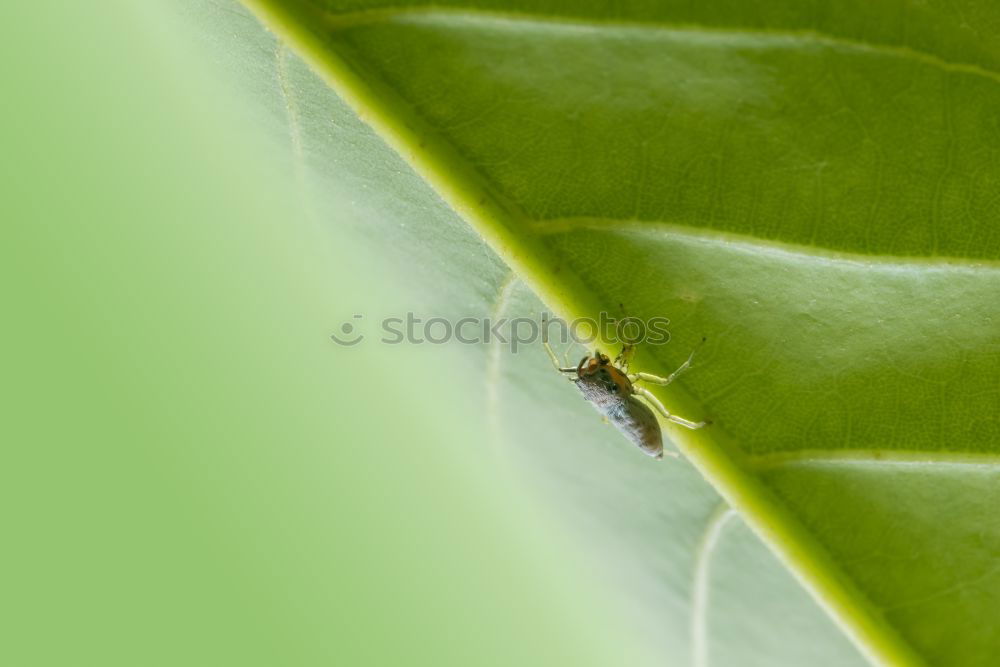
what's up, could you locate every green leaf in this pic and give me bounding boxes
[201,0,1000,664]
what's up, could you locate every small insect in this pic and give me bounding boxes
[544,341,708,460]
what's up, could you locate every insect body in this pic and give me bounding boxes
[545,343,707,460]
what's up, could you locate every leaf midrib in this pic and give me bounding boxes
[239,1,928,664]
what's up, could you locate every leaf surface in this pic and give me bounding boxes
[212,1,1000,663]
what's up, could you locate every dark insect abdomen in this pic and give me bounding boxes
[577,379,664,459]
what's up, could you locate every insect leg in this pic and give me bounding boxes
[614,344,635,372]
[630,349,696,386]
[633,387,707,430]
[543,341,578,376]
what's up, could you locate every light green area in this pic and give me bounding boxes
[1,2,686,666]
[222,0,1000,665]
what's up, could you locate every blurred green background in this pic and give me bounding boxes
[0,2,660,665]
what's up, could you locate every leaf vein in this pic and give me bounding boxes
[319,6,1000,87]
